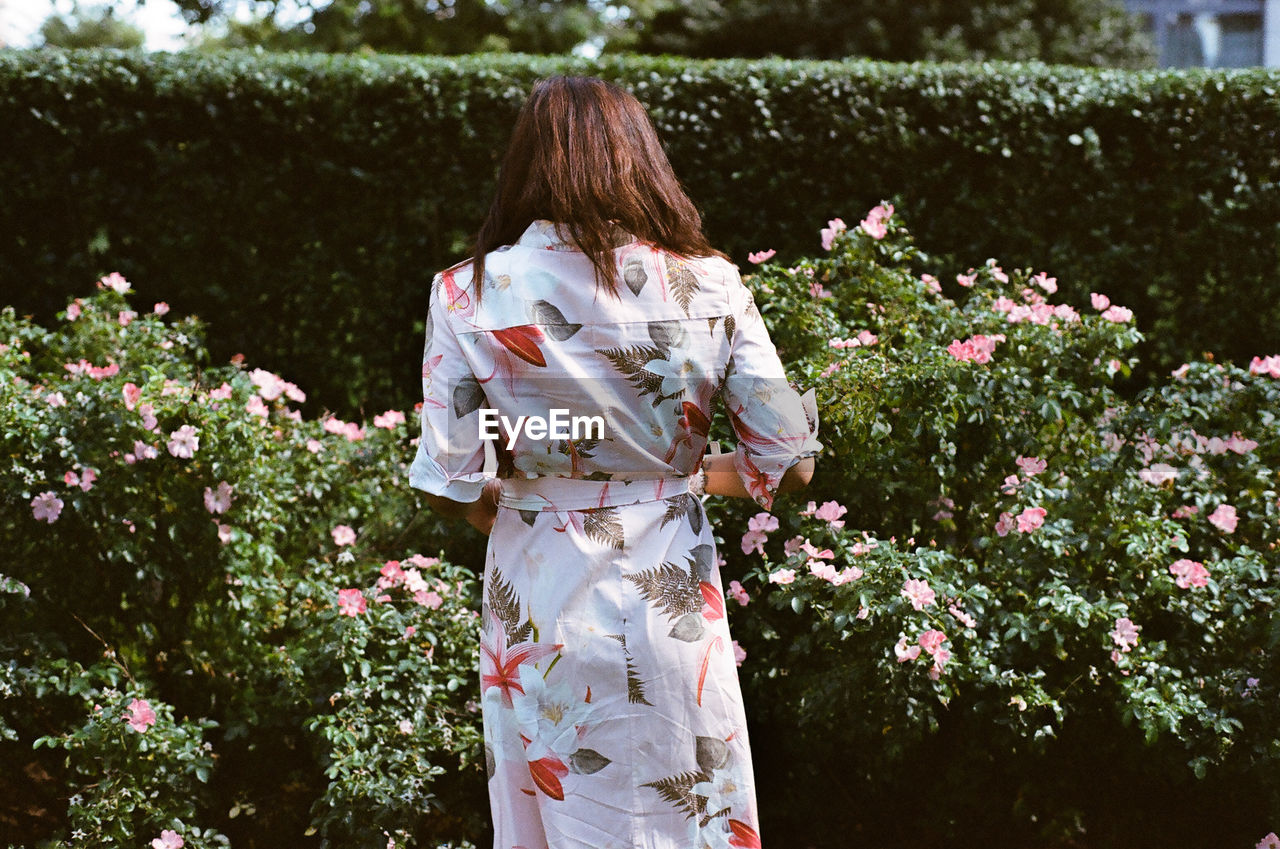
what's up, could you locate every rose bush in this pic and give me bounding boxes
[3,209,1278,847]
[712,208,1280,845]
[0,281,485,848]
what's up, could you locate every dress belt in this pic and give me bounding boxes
[497,475,692,512]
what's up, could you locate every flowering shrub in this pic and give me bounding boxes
[714,207,1280,844]
[0,280,485,847]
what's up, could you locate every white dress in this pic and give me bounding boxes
[410,220,820,849]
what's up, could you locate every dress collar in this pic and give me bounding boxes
[515,219,638,252]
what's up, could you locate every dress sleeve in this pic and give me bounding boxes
[720,270,822,510]
[408,272,491,502]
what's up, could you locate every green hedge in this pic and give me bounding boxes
[2,48,1279,415]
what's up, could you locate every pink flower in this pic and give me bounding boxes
[747,249,776,264]
[122,382,142,410]
[820,218,846,251]
[740,531,767,555]
[374,409,406,430]
[31,491,63,523]
[45,391,66,407]
[63,470,79,487]
[1090,292,1111,311]
[929,651,950,680]
[858,203,893,240]
[1207,504,1238,534]
[894,636,921,662]
[133,440,159,461]
[921,274,941,294]
[337,588,367,616]
[306,438,323,453]
[918,629,948,656]
[132,403,154,432]
[992,296,1017,314]
[732,640,747,666]
[250,369,287,400]
[125,697,156,732]
[118,310,137,327]
[203,481,234,514]
[1225,432,1258,454]
[153,302,170,316]
[749,512,779,533]
[1015,456,1047,477]
[1256,832,1280,849]
[380,560,406,586]
[947,333,1004,364]
[151,829,184,849]
[813,500,847,528]
[768,568,796,585]
[728,579,750,606]
[1249,355,1280,378]
[832,565,862,585]
[415,589,444,609]
[1110,617,1141,651]
[1000,474,1021,495]
[955,272,977,288]
[77,468,97,492]
[808,559,838,582]
[783,535,808,557]
[216,523,232,544]
[809,279,832,299]
[818,361,841,379]
[988,263,1009,284]
[97,272,131,294]
[799,541,833,560]
[208,382,233,401]
[331,525,357,547]
[1172,504,1199,519]
[901,578,936,611]
[1016,506,1047,533]
[66,300,82,320]
[948,603,977,628]
[1138,463,1177,486]
[994,511,1015,537]
[1169,558,1210,589]
[245,394,270,418]
[166,425,199,458]
[1032,271,1057,293]
[1101,305,1133,323]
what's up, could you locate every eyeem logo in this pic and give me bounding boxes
[478,408,606,450]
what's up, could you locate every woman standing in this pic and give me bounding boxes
[410,75,820,849]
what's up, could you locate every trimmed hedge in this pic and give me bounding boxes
[2,49,1279,415]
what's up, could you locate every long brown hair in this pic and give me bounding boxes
[467,75,726,302]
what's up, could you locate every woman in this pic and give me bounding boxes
[410,75,820,849]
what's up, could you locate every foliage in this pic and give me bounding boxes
[2,205,1278,846]
[619,0,1155,67]
[2,50,1278,418]
[711,207,1280,845]
[37,4,146,50]
[0,279,487,847]
[171,0,604,54]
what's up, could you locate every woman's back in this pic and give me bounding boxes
[413,218,816,510]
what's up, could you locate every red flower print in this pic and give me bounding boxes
[491,325,548,367]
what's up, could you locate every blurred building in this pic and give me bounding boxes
[1125,0,1280,66]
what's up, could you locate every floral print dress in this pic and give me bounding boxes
[410,220,821,849]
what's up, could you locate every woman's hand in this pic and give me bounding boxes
[422,477,503,536]
[466,478,503,536]
[702,451,814,499]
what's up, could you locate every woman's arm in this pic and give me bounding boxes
[423,478,503,535]
[702,452,814,499]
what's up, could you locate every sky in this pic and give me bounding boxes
[2,0,200,50]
